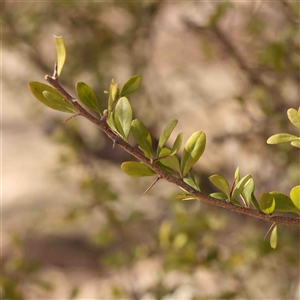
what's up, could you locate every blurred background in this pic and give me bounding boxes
[2,1,299,299]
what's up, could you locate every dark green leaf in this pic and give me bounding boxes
[267,133,298,144]
[157,119,178,156]
[76,82,101,114]
[114,97,132,140]
[181,131,206,176]
[131,119,153,159]
[54,35,66,77]
[209,174,230,200]
[121,161,155,177]
[259,193,275,214]
[29,82,77,113]
[120,75,142,97]
[271,192,300,215]
[290,185,300,210]
[270,225,278,249]
[287,108,300,129]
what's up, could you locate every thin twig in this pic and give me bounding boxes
[45,73,300,227]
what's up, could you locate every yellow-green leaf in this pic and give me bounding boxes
[108,79,119,112]
[54,35,66,77]
[267,133,298,144]
[131,119,153,159]
[76,82,101,114]
[121,161,155,177]
[231,174,252,200]
[259,193,275,214]
[120,75,141,97]
[29,82,77,113]
[159,147,181,175]
[287,108,300,129]
[210,192,227,201]
[270,225,278,249]
[291,139,300,148]
[290,185,300,210]
[181,131,206,176]
[114,97,132,140]
[270,191,300,215]
[209,174,230,200]
[157,119,178,156]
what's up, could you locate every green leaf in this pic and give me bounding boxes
[114,97,132,140]
[120,75,142,97]
[121,161,155,177]
[76,82,101,114]
[181,131,206,176]
[210,192,227,201]
[242,178,259,209]
[209,174,230,200]
[231,174,252,200]
[270,192,300,215]
[287,108,300,129]
[259,193,275,214]
[157,119,178,156]
[290,185,300,210]
[108,79,119,112]
[234,166,240,182]
[29,82,77,113]
[158,148,181,175]
[106,111,117,132]
[270,225,278,249]
[131,119,153,159]
[113,112,126,138]
[267,133,298,144]
[54,36,66,77]
[170,132,183,156]
[183,177,200,191]
[291,139,300,148]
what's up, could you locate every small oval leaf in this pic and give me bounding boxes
[54,36,66,77]
[120,75,142,97]
[270,192,300,215]
[259,193,275,214]
[287,108,300,129]
[210,192,228,201]
[170,132,183,156]
[290,185,300,210]
[267,133,298,144]
[159,148,181,175]
[29,82,77,113]
[231,174,252,200]
[108,79,119,112]
[181,131,206,176]
[209,174,230,200]
[121,161,156,177]
[114,97,133,140]
[76,82,101,113]
[270,225,278,249]
[131,119,153,159]
[157,119,178,155]
[291,139,300,148]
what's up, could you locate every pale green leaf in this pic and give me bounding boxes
[234,166,240,182]
[158,147,181,175]
[270,225,278,249]
[287,108,300,129]
[181,131,206,176]
[120,75,142,97]
[267,133,298,144]
[259,193,275,214]
[183,177,200,191]
[131,119,153,159]
[174,193,196,201]
[271,192,300,215]
[29,82,77,113]
[210,192,227,201]
[209,174,230,200]
[231,174,252,200]
[76,82,101,113]
[121,161,156,177]
[157,119,178,156]
[290,185,300,210]
[291,139,300,148]
[54,36,66,77]
[170,132,183,156]
[108,79,119,112]
[242,178,259,209]
[114,97,132,140]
